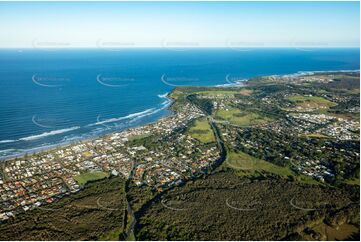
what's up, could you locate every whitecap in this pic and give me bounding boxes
[0,139,16,144]
[88,108,156,127]
[157,92,169,99]
[19,126,80,141]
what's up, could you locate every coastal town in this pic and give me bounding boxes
[0,101,221,221]
[0,71,359,223]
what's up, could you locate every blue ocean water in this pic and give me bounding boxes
[0,48,359,158]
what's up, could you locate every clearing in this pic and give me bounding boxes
[74,171,110,186]
[215,108,271,126]
[188,117,215,143]
[286,95,336,111]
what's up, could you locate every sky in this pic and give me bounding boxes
[0,1,359,48]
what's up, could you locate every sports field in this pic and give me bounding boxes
[74,171,110,186]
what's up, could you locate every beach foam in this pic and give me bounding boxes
[0,140,16,144]
[158,92,169,99]
[88,108,156,127]
[19,126,80,141]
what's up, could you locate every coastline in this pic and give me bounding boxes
[0,95,175,162]
[0,69,359,162]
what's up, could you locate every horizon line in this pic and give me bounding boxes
[0,46,360,49]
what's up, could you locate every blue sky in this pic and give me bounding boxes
[0,1,359,48]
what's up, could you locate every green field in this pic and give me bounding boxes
[169,89,184,100]
[99,228,123,241]
[225,151,320,185]
[195,89,253,97]
[74,171,110,186]
[225,151,294,177]
[215,108,271,126]
[188,118,215,143]
[195,90,237,96]
[286,95,336,110]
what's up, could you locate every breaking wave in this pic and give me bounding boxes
[157,92,169,99]
[88,108,156,127]
[280,69,360,78]
[0,139,16,144]
[19,126,80,141]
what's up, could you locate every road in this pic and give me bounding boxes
[122,161,137,240]
[121,96,228,240]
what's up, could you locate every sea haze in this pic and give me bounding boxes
[0,48,359,158]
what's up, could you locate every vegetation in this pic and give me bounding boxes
[188,118,215,143]
[100,227,123,241]
[1,72,358,240]
[230,127,359,183]
[286,95,336,110]
[187,94,213,115]
[224,150,294,178]
[128,133,152,142]
[215,108,272,126]
[195,90,238,96]
[0,176,126,240]
[135,170,359,240]
[74,171,109,186]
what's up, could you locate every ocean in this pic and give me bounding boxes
[0,48,359,159]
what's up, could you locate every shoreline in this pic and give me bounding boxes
[0,69,359,162]
[0,96,175,162]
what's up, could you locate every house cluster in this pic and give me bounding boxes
[289,113,335,125]
[218,125,337,183]
[0,101,215,221]
[319,120,360,140]
[120,103,205,139]
[298,76,333,84]
[0,174,70,221]
[198,93,251,111]
[265,74,333,85]
[132,132,220,191]
[292,159,334,182]
[119,103,220,190]
[286,113,359,140]
[259,115,312,135]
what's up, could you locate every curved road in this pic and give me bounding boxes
[122,95,227,240]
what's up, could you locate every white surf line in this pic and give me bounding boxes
[19,126,80,141]
[96,115,113,129]
[88,108,155,127]
[157,92,169,99]
[0,140,15,144]
[225,198,259,211]
[280,69,360,78]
